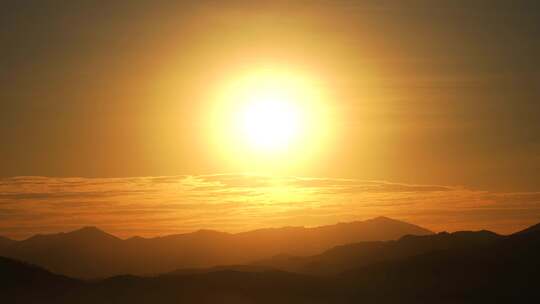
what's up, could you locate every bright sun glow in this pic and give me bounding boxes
[240,85,302,152]
[210,67,332,171]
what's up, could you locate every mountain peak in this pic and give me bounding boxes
[66,226,119,241]
[22,226,119,243]
[78,226,102,231]
[370,216,395,222]
[360,216,434,236]
[72,226,106,234]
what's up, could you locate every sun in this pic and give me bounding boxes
[239,83,303,152]
[209,67,332,171]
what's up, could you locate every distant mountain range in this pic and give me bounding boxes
[0,216,432,278]
[2,220,539,303]
[254,229,502,275]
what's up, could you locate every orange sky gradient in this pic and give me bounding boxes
[1,174,538,239]
[1,1,539,238]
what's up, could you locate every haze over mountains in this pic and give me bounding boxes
[1,219,539,303]
[0,217,431,278]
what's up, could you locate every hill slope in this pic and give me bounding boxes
[2,221,539,303]
[336,224,540,303]
[0,256,81,303]
[255,230,501,275]
[0,217,432,278]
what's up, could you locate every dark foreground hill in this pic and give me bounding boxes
[1,221,539,303]
[0,216,431,278]
[0,256,81,303]
[336,223,540,303]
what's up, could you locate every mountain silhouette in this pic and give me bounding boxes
[0,235,15,250]
[513,221,540,235]
[254,230,502,275]
[0,217,432,278]
[1,226,128,279]
[2,221,540,303]
[334,222,540,303]
[0,256,80,303]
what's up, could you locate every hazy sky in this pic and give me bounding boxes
[2,174,539,239]
[1,1,539,237]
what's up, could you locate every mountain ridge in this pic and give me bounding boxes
[2,221,539,303]
[0,217,432,278]
[254,229,503,275]
[2,216,432,242]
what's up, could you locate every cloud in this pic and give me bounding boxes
[0,174,538,239]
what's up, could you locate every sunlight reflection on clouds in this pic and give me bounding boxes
[0,174,538,239]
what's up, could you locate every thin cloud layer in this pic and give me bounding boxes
[0,174,538,239]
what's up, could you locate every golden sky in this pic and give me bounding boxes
[1,174,539,239]
[0,1,539,237]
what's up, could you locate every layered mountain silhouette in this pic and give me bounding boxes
[0,217,432,278]
[0,256,80,303]
[2,220,539,303]
[254,229,502,275]
[334,223,540,303]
